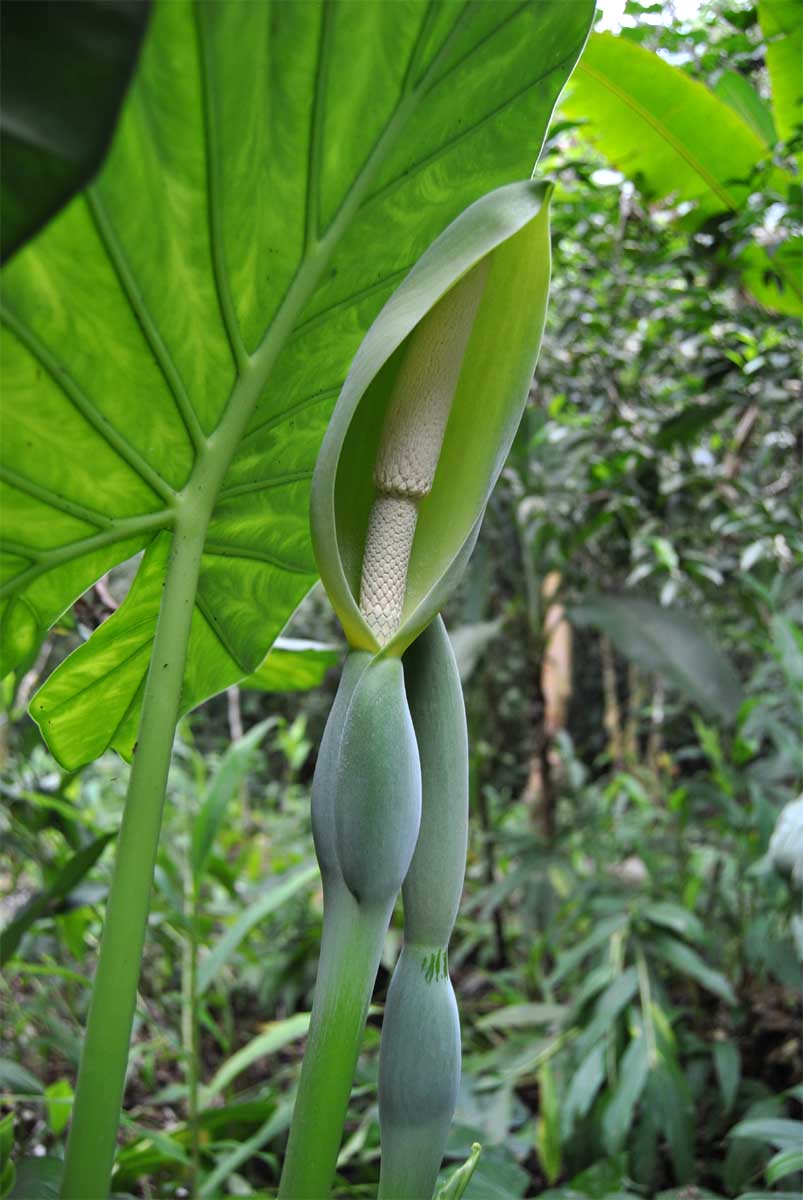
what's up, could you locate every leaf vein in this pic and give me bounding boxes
[85,187,207,458]
[304,1,333,252]
[290,265,412,342]
[240,387,340,447]
[361,44,586,214]
[218,470,314,501]
[0,304,178,505]
[195,3,250,372]
[0,465,112,530]
[202,541,316,576]
[0,513,172,601]
[194,589,250,671]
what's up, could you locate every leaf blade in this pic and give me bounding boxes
[5,0,596,763]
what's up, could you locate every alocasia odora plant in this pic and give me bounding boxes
[280,179,554,1199]
[0,1,594,1196]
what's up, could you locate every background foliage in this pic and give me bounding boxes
[2,1,801,1198]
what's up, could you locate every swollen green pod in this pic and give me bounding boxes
[310,650,372,888]
[334,656,422,905]
[378,945,461,1199]
[401,618,469,944]
[378,618,469,1199]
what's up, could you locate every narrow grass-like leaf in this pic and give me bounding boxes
[0,1060,43,1096]
[571,596,743,723]
[199,1102,293,1200]
[191,718,272,882]
[603,1033,650,1153]
[0,831,115,964]
[436,1143,482,1200]
[197,864,317,995]
[651,934,736,1005]
[766,1146,803,1183]
[201,1014,310,1103]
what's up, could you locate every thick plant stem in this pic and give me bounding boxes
[60,521,206,1200]
[278,882,393,1199]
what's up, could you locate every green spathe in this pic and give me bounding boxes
[311,179,553,655]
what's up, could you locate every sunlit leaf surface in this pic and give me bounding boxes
[0,0,594,768]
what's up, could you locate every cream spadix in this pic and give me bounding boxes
[359,264,488,645]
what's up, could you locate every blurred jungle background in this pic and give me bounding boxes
[2,1,801,1197]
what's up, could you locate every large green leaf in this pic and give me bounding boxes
[571,595,743,724]
[0,0,151,263]
[240,637,340,692]
[560,31,801,314]
[759,0,803,143]
[1,0,595,769]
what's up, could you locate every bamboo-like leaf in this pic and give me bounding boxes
[759,0,803,143]
[573,967,639,1061]
[0,831,115,964]
[729,1117,803,1150]
[197,864,317,995]
[200,1014,311,1103]
[563,1042,606,1136]
[651,934,736,1005]
[571,596,743,724]
[191,719,272,882]
[603,1033,650,1153]
[713,1040,741,1113]
[561,31,801,314]
[534,1062,561,1184]
[714,71,777,145]
[1,0,595,770]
